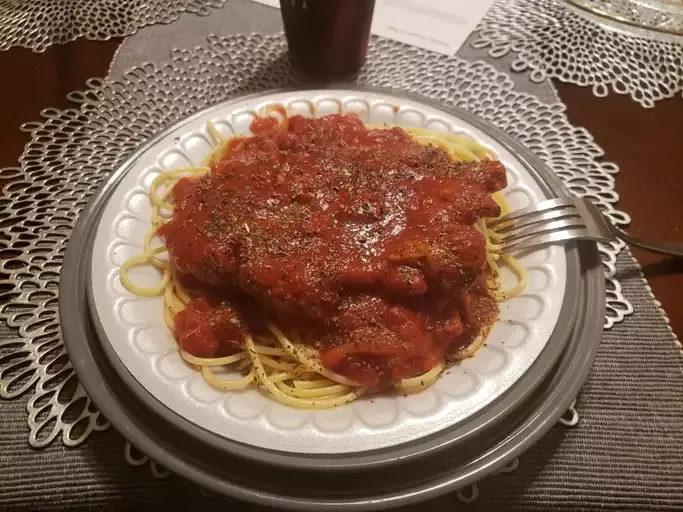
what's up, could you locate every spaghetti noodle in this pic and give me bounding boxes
[120,112,526,409]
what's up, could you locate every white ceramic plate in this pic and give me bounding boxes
[90,89,567,454]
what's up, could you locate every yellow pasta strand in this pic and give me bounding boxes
[246,336,362,409]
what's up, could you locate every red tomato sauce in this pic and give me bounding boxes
[159,114,504,388]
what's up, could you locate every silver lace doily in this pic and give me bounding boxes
[0,33,629,493]
[0,0,225,53]
[567,0,683,35]
[473,0,683,108]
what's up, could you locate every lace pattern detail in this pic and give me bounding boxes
[472,0,683,108]
[0,35,628,465]
[0,0,225,52]
[558,398,580,427]
[124,441,172,479]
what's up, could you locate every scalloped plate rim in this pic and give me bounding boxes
[80,85,581,464]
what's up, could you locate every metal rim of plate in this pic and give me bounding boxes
[61,86,600,476]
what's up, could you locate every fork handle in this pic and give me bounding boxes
[614,228,683,258]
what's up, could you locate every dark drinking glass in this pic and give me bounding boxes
[280,0,376,80]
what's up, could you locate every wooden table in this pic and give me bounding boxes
[1,39,681,336]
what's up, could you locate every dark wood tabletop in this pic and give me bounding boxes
[1,39,681,336]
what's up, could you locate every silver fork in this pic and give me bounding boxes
[487,197,683,258]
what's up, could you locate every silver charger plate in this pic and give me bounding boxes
[565,0,683,35]
[61,86,601,479]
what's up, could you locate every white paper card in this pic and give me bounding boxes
[371,0,496,55]
[250,0,279,7]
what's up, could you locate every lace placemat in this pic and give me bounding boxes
[472,0,683,108]
[0,33,681,511]
[0,0,226,52]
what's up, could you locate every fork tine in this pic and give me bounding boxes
[573,197,615,239]
[494,205,581,234]
[500,228,594,253]
[488,197,576,228]
[499,217,587,245]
